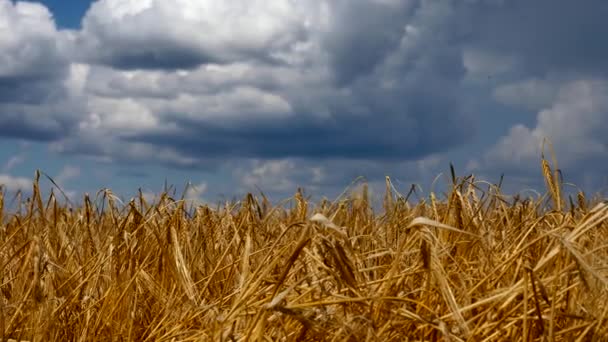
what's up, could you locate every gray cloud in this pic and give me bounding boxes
[1,0,608,200]
[62,0,473,167]
[0,0,77,141]
[321,0,417,85]
[492,78,562,111]
[465,0,608,77]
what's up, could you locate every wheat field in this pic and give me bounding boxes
[1,156,607,341]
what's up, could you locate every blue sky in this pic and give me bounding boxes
[35,0,93,28]
[1,0,608,207]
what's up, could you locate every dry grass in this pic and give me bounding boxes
[1,157,608,341]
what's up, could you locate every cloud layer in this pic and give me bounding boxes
[69,0,472,164]
[1,0,607,199]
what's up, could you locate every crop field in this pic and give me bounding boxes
[1,156,608,341]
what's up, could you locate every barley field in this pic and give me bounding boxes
[1,156,607,341]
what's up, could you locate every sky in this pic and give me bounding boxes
[1,0,608,208]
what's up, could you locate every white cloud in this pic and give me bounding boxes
[239,159,300,193]
[183,181,209,206]
[0,173,31,192]
[82,97,159,132]
[77,0,322,68]
[158,86,293,125]
[0,0,62,79]
[481,79,608,172]
[233,154,450,201]
[482,124,543,168]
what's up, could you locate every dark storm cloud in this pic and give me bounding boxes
[86,0,474,166]
[322,1,416,86]
[130,90,468,161]
[464,0,608,77]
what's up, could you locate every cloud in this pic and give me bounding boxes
[456,0,608,190]
[477,79,608,181]
[0,173,32,193]
[0,0,474,167]
[76,0,319,70]
[236,159,321,194]
[462,48,517,81]
[51,0,473,167]
[321,0,416,85]
[1,0,607,201]
[50,135,200,168]
[464,0,608,77]
[493,78,562,111]
[0,1,64,82]
[183,181,209,206]
[0,0,77,141]
[233,154,447,202]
